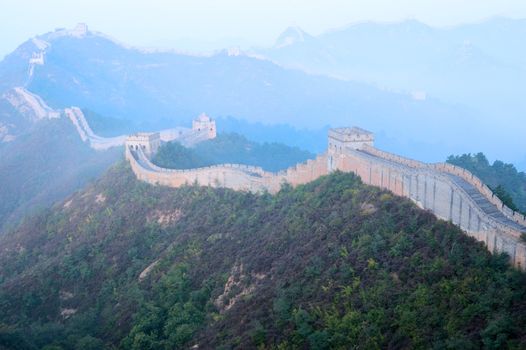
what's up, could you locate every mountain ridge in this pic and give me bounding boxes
[254,17,526,166]
[0,24,486,154]
[1,163,525,349]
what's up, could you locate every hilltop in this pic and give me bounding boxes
[257,18,526,121]
[0,163,525,349]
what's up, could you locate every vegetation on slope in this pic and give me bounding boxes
[216,116,329,154]
[0,163,525,349]
[152,141,208,169]
[152,133,315,172]
[0,118,121,233]
[492,185,521,213]
[81,109,134,138]
[447,152,526,214]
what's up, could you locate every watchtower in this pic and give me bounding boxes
[71,23,88,37]
[328,127,374,154]
[327,127,374,172]
[126,132,161,157]
[192,113,217,139]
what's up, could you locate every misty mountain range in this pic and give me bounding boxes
[256,18,526,118]
[2,22,521,162]
[255,17,526,166]
[0,20,524,230]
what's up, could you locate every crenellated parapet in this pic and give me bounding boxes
[359,144,526,228]
[330,140,526,270]
[126,124,526,270]
[433,163,526,227]
[125,143,328,194]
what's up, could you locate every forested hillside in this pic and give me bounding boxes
[447,153,526,214]
[0,118,120,233]
[0,163,525,349]
[81,109,134,138]
[152,133,315,172]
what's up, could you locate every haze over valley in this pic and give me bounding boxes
[2,18,525,165]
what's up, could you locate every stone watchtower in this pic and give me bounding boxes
[126,132,161,157]
[328,127,374,153]
[328,127,374,172]
[192,113,217,139]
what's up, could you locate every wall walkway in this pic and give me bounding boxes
[126,134,526,270]
[126,146,328,194]
[333,144,526,269]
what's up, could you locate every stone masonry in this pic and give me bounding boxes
[126,124,526,270]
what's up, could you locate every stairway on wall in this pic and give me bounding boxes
[358,147,526,232]
[445,173,526,232]
[131,149,157,172]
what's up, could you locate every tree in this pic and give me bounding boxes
[492,185,520,212]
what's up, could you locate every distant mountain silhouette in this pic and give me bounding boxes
[0,24,484,153]
[257,18,526,115]
[0,23,524,231]
[255,19,525,159]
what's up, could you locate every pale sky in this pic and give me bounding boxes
[1,0,526,57]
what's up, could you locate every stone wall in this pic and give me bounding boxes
[338,145,526,270]
[125,128,526,270]
[362,144,526,227]
[125,146,328,194]
[65,107,127,150]
[433,162,526,227]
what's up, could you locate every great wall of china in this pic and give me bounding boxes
[3,82,525,270]
[125,124,526,270]
[3,35,523,270]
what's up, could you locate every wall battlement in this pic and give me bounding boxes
[125,144,328,194]
[126,125,526,270]
[360,144,526,227]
